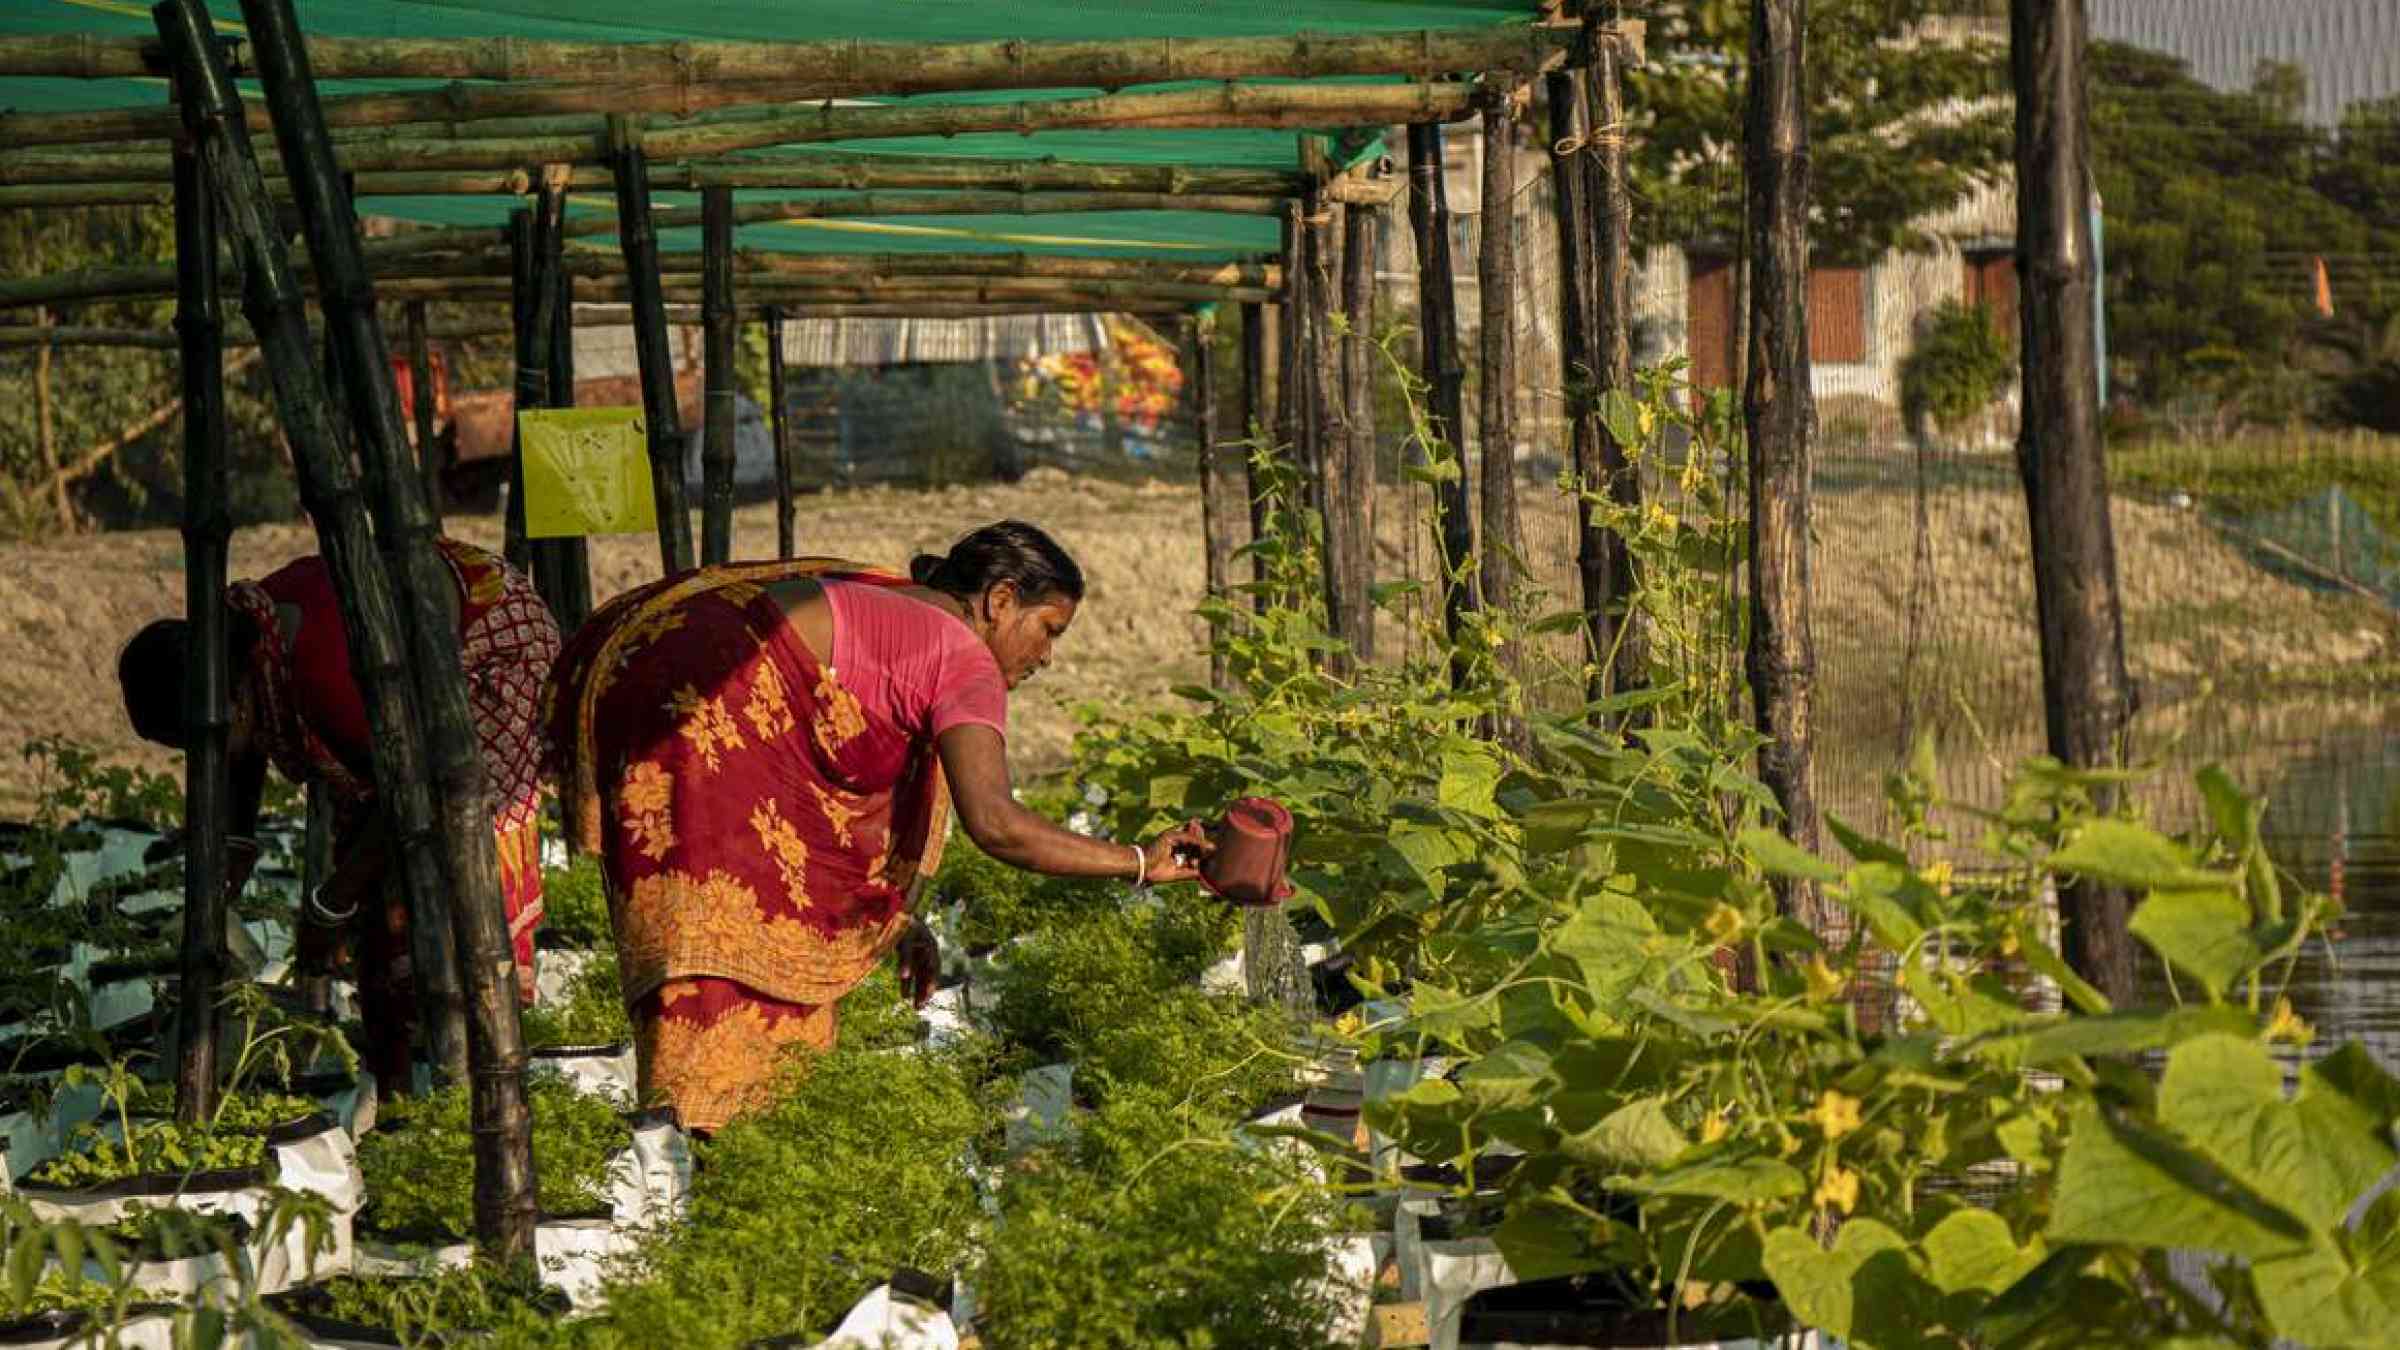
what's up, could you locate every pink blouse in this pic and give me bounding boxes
[822,579,1008,743]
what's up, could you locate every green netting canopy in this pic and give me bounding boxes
[2,0,1544,262]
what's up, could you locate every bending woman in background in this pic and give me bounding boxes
[118,538,560,1095]
[543,520,1208,1132]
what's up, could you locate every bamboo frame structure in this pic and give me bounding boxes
[545,234,594,636]
[1,24,1576,89]
[1475,85,1521,630]
[1545,67,1612,704]
[1274,200,1306,494]
[1406,121,1475,663]
[1240,301,1271,606]
[0,82,1475,184]
[1311,198,1365,667]
[170,107,229,1127]
[611,118,696,577]
[404,299,441,517]
[226,0,540,1256]
[765,305,797,559]
[700,186,737,567]
[1337,200,1378,663]
[1189,312,1233,690]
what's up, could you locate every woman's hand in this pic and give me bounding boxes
[1142,819,1214,886]
[894,916,941,1010]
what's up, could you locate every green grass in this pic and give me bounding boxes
[2108,432,2400,532]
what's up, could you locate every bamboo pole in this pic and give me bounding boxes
[504,209,540,568]
[1476,85,1522,638]
[1743,0,1828,937]
[1406,121,1476,662]
[1191,312,1233,690]
[1311,197,1366,668]
[1545,68,1612,703]
[0,156,1303,207]
[405,300,442,520]
[0,83,1475,184]
[1,24,1573,90]
[1273,199,1305,496]
[612,118,695,577]
[1239,301,1271,607]
[700,186,737,567]
[170,105,229,1126]
[222,0,539,1257]
[546,235,593,637]
[0,234,1284,311]
[32,309,68,529]
[765,306,796,559]
[2013,0,2135,1003]
[1338,200,1378,664]
[1581,24,1647,709]
[361,275,1283,307]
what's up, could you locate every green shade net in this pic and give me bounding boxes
[2,0,1534,262]
[2220,486,2400,610]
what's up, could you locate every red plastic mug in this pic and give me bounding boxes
[1198,796,1295,907]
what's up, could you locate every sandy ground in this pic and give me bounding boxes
[2,467,2391,820]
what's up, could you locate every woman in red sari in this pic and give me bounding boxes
[118,538,559,1094]
[543,521,1208,1131]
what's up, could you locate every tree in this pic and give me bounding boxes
[1625,1,2012,262]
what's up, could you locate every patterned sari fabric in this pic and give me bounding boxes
[543,560,957,1131]
[226,538,559,1024]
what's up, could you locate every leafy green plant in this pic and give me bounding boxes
[27,1080,318,1187]
[522,949,632,1050]
[290,1266,558,1348]
[538,856,612,950]
[1900,300,2016,442]
[832,965,920,1054]
[932,835,1124,952]
[359,1078,629,1240]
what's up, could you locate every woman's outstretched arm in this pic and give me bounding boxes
[936,724,1208,884]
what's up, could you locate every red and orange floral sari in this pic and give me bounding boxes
[543,560,953,1131]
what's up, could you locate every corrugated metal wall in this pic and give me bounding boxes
[2091,0,2400,125]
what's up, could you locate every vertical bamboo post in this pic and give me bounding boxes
[1275,198,1308,492]
[610,115,695,576]
[218,0,537,1258]
[1477,84,1524,650]
[765,304,797,558]
[503,208,540,569]
[546,246,593,635]
[2013,0,2135,1002]
[1191,312,1235,689]
[1583,25,1648,707]
[700,185,737,566]
[404,299,441,520]
[1547,69,1610,699]
[1743,0,1828,933]
[34,309,67,529]
[171,102,228,1125]
[1340,201,1379,664]
[1407,121,1477,661]
[1311,198,1364,668]
[1240,300,1272,609]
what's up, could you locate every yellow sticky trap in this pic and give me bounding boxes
[519,406,658,539]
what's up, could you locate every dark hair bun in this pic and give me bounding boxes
[908,553,946,587]
[912,522,1085,605]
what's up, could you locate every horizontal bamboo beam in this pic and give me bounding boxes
[0,83,1472,185]
[378,276,1276,305]
[0,24,1570,89]
[0,237,1279,309]
[0,153,1305,209]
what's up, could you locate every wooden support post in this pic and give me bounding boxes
[1276,198,1307,476]
[2013,0,2135,1003]
[504,208,540,569]
[1547,70,1605,689]
[1744,0,1828,933]
[1476,85,1523,641]
[765,305,797,558]
[700,185,737,567]
[547,246,592,635]
[171,106,228,1125]
[1192,312,1235,689]
[404,299,441,520]
[1310,197,1363,667]
[610,115,695,576]
[1582,28,1647,708]
[1339,201,1379,664]
[33,309,67,529]
[1240,300,1272,609]
[1407,121,1476,662]
[218,0,537,1259]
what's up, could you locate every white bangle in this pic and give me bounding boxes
[1129,843,1148,889]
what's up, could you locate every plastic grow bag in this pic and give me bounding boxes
[528,1043,638,1102]
[0,1307,178,1350]
[1455,1274,1814,1350]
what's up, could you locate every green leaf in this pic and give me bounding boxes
[2252,1240,2400,1349]
[1552,890,1663,1011]
[2048,820,2233,891]
[1616,1153,1805,1203]
[1760,1219,1912,1339]
[1404,457,1461,484]
[1456,1041,1553,1111]
[2048,1103,2313,1259]
[1834,863,1932,952]
[2159,1034,2400,1236]
[1825,812,1911,867]
[2127,888,2262,1000]
[1563,1096,1690,1171]
[1168,683,1227,704]
[2009,921,2114,1014]
[1437,745,1504,820]
[1922,1209,2044,1296]
[1739,827,1842,883]
[1492,1206,1609,1282]
[1599,389,1644,451]
[1972,1004,2255,1067]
